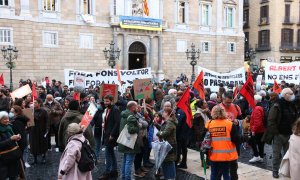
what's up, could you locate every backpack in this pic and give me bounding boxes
[72,138,96,172]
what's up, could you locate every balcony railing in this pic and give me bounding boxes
[255,43,271,51]
[258,17,270,25]
[260,0,269,3]
[295,42,300,50]
[283,16,295,25]
[280,42,294,50]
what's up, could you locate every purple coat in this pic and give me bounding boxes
[58,133,92,180]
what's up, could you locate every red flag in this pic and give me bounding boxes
[0,73,4,86]
[32,83,38,100]
[239,73,255,109]
[116,63,122,85]
[233,85,239,98]
[177,87,193,128]
[273,79,282,94]
[193,70,205,100]
[73,92,80,101]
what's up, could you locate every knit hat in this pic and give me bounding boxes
[0,111,8,121]
[67,123,82,137]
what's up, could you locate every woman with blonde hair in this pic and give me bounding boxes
[289,118,300,180]
[207,105,239,180]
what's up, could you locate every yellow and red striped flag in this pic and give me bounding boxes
[143,0,149,16]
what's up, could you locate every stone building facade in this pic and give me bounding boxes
[244,0,300,67]
[0,0,244,87]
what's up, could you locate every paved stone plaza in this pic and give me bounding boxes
[25,143,280,180]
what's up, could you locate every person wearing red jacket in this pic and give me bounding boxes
[249,95,266,163]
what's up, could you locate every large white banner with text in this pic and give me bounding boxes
[64,68,152,90]
[197,66,246,92]
[264,62,300,84]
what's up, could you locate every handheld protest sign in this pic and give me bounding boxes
[11,84,32,101]
[80,103,98,128]
[23,108,34,127]
[133,78,153,100]
[100,84,118,103]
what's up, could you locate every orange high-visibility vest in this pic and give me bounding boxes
[206,119,238,162]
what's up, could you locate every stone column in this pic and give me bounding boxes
[216,0,222,33]
[149,36,153,69]
[238,0,244,34]
[20,0,32,17]
[157,36,164,80]
[123,34,128,70]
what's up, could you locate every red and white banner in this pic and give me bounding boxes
[80,103,98,128]
[265,62,300,84]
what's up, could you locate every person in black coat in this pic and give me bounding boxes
[98,95,121,180]
[0,111,22,180]
[176,106,192,169]
[91,106,104,159]
[29,98,49,165]
[11,106,29,155]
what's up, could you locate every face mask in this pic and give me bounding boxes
[9,112,14,119]
[96,105,101,110]
[290,94,296,102]
[239,96,243,100]
[48,101,53,104]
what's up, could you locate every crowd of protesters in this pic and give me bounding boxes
[0,72,300,180]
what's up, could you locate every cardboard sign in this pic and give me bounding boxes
[81,103,98,128]
[256,75,263,91]
[133,78,153,100]
[264,62,300,84]
[74,74,85,88]
[23,108,34,127]
[11,84,32,101]
[99,84,118,103]
[197,66,246,92]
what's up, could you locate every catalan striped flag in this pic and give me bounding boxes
[143,0,149,16]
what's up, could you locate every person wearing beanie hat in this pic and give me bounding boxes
[58,123,92,180]
[0,111,22,180]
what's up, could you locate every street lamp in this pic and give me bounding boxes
[103,41,121,68]
[186,43,200,83]
[1,45,18,91]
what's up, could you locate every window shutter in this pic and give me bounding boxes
[267,30,270,46]
[232,8,236,28]
[258,31,262,45]
[208,5,212,26]
[290,29,294,43]
[116,0,125,15]
[285,4,290,18]
[298,29,300,43]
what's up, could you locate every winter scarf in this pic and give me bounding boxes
[0,124,14,137]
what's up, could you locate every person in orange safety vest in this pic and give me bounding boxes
[206,105,239,180]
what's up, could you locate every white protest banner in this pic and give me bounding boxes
[64,67,152,90]
[264,62,300,84]
[197,66,246,92]
[11,84,32,100]
[256,75,263,91]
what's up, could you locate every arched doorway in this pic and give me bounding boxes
[128,41,146,70]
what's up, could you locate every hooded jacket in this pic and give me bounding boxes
[58,110,95,150]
